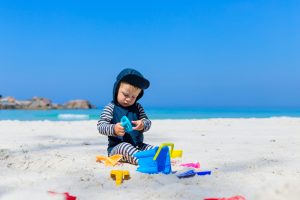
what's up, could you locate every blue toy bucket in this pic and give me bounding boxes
[134,146,172,174]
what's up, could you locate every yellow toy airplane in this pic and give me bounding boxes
[96,154,123,167]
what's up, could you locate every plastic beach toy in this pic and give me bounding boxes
[134,143,183,174]
[134,145,172,174]
[176,169,196,178]
[175,169,211,178]
[204,195,246,200]
[134,146,171,174]
[96,154,123,166]
[196,171,211,176]
[48,191,77,200]
[180,162,200,168]
[110,170,130,186]
[121,116,133,132]
[153,143,182,160]
[171,149,183,158]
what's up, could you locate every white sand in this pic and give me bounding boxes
[0,118,300,200]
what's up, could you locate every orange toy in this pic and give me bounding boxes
[96,154,123,166]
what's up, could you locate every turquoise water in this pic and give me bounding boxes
[1,107,300,121]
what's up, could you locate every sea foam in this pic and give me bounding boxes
[58,114,89,120]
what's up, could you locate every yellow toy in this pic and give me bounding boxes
[171,149,183,158]
[110,170,130,185]
[96,154,123,167]
[153,143,183,159]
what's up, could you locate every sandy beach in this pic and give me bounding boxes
[0,118,300,200]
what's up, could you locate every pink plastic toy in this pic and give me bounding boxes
[204,195,246,200]
[180,162,200,168]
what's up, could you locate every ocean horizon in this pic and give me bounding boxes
[1,107,300,121]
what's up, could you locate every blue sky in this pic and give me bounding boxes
[0,0,299,108]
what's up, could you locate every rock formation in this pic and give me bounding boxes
[64,100,94,109]
[0,96,95,110]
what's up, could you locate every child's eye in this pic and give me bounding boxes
[122,93,129,97]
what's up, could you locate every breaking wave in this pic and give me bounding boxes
[58,114,89,120]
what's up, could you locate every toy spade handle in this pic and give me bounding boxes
[153,143,174,160]
[121,116,133,132]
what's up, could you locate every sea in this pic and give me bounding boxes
[1,107,300,121]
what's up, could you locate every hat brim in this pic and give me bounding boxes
[121,74,150,89]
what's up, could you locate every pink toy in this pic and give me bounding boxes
[204,195,246,200]
[180,162,200,168]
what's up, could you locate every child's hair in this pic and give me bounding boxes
[120,81,141,90]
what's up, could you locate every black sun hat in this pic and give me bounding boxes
[117,68,150,89]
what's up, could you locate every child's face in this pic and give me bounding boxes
[117,82,141,107]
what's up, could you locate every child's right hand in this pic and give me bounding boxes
[114,123,125,136]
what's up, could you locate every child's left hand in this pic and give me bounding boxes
[132,120,144,131]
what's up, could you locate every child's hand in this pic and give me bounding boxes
[132,120,144,131]
[114,123,125,136]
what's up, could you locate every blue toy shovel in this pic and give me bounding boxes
[121,116,133,132]
[175,170,212,178]
[176,169,196,178]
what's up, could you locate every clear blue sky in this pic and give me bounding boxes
[1,0,299,108]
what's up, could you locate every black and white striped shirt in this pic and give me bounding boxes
[97,102,151,136]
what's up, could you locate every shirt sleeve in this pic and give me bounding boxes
[97,103,116,136]
[137,103,152,132]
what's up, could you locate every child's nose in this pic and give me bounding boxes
[125,97,131,102]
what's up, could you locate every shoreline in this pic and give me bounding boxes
[1,116,300,122]
[2,108,300,121]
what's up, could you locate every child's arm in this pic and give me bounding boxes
[134,103,151,132]
[97,103,116,136]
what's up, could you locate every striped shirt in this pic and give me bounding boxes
[97,102,151,136]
